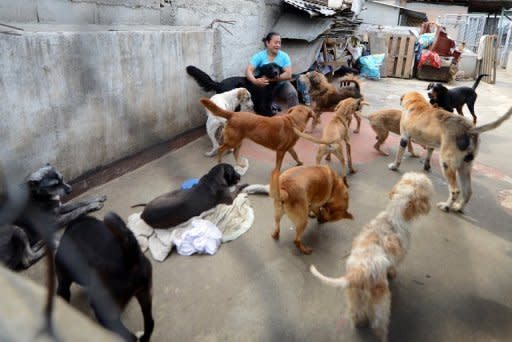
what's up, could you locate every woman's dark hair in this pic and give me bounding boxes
[262,32,280,46]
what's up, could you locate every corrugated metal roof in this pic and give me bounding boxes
[272,12,334,42]
[283,0,337,16]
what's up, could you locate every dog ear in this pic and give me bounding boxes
[403,194,431,221]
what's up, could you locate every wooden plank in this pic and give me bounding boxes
[403,36,416,78]
[390,36,399,77]
[395,36,407,77]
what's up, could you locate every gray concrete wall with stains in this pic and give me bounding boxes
[0,0,283,182]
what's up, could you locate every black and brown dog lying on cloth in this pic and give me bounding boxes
[186,63,283,116]
[133,163,245,228]
[427,74,488,124]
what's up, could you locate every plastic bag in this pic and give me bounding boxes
[418,50,442,69]
[358,53,385,80]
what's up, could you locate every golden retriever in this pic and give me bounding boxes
[299,71,362,132]
[310,172,434,342]
[293,98,368,180]
[271,165,353,254]
[389,91,512,212]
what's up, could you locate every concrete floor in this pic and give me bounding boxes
[25,70,512,341]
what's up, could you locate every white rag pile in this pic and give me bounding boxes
[127,193,254,261]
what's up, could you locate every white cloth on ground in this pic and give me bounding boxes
[127,193,254,261]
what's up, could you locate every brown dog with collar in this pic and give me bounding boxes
[271,165,353,254]
[299,71,362,132]
[389,91,512,212]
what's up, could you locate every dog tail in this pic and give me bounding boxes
[293,127,336,145]
[186,65,224,93]
[200,97,234,120]
[339,74,361,92]
[472,106,512,134]
[269,168,284,203]
[472,74,489,90]
[103,211,142,266]
[310,265,349,288]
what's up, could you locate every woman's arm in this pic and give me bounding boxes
[246,64,269,87]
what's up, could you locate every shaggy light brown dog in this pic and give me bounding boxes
[310,172,434,342]
[366,108,417,157]
[200,98,315,170]
[299,71,362,132]
[293,98,368,180]
[271,165,353,254]
[388,91,512,212]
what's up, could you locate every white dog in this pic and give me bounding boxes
[310,172,434,342]
[204,88,253,157]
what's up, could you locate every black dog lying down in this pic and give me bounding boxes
[186,63,283,116]
[427,73,488,124]
[55,212,153,342]
[134,163,244,228]
[0,164,106,270]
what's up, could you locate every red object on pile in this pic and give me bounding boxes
[418,50,442,69]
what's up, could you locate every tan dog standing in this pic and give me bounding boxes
[310,172,434,342]
[271,165,353,254]
[299,71,362,132]
[389,91,512,212]
[366,108,417,157]
[293,98,368,180]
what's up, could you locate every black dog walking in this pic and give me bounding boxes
[427,74,488,124]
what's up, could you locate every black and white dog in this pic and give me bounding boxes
[133,163,245,228]
[186,63,283,116]
[0,164,106,270]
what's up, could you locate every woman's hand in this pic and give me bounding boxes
[254,77,270,87]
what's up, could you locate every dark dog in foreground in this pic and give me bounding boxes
[0,164,106,270]
[55,212,153,342]
[186,63,283,116]
[134,163,243,228]
[427,74,488,124]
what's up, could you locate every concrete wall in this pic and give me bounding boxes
[358,3,401,26]
[0,25,214,182]
[161,0,283,78]
[0,0,284,182]
[0,0,161,25]
[404,2,468,24]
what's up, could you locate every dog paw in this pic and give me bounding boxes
[295,241,312,254]
[437,202,450,212]
[204,150,216,157]
[349,168,357,174]
[388,163,399,171]
[423,164,431,172]
[451,202,465,213]
[87,202,104,212]
[96,195,107,202]
[271,231,280,240]
[353,129,360,134]
[135,331,145,340]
